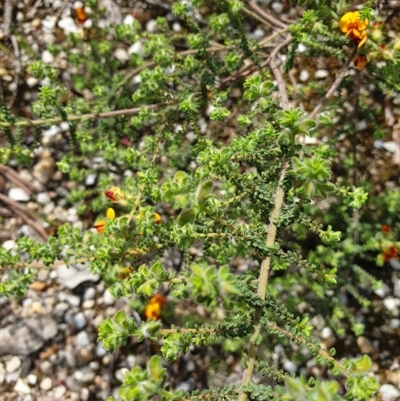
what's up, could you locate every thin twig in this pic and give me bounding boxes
[0,103,169,128]
[2,0,14,38]
[247,1,288,29]
[270,36,292,110]
[309,47,357,120]
[0,193,48,242]
[0,164,44,194]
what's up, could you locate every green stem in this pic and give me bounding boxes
[238,159,289,401]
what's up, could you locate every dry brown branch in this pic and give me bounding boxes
[309,47,357,120]
[0,165,44,194]
[0,103,169,128]
[0,193,48,241]
[248,1,288,29]
[2,0,14,38]
[270,36,292,110]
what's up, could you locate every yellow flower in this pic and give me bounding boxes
[339,11,369,48]
[93,207,115,234]
[144,294,166,321]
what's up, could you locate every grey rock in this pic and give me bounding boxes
[57,263,99,289]
[0,317,57,356]
[14,378,31,394]
[84,287,96,300]
[74,367,95,383]
[76,331,90,348]
[73,312,87,330]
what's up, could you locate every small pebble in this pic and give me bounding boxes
[8,188,30,202]
[390,318,400,329]
[82,299,95,309]
[315,69,329,79]
[84,287,96,300]
[40,377,53,391]
[114,48,129,64]
[146,19,158,33]
[73,312,87,330]
[76,331,90,348]
[103,289,115,305]
[84,173,97,186]
[128,41,144,56]
[357,336,374,354]
[126,355,136,368]
[14,379,31,394]
[271,1,283,13]
[95,342,107,358]
[355,120,368,132]
[383,297,400,313]
[123,14,135,25]
[58,17,78,34]
[115,368,128,382]
[74,367,95,383]
[53,385,67,398]
[42,50,54,64]
[27,374,37,386]
[6,356,21,373]
[40,361,52,375]
[252,28,265,40]
[379,384,400,401]
[283,360,297,373]
[299,70,310,82]
[36,192,51,205]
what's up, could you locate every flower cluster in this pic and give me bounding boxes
[339,11,369,49]
[144,294,166,321]
[93,207,115,234]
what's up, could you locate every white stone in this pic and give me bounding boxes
[114,48,129,64]
[58,17,78,34]
[128,41,144,56]
[379,384,400,401]
[390,259,400,270]
[374,282,390,298]
[283,360,297,373]
[40,377,53,391]
[126,355,136,368]
[60,121,70,131]
[2,240,16,251]
[40,360,53,375]
[83,19,93,28]
[27,374,37,385]
[85,173,97,186]
[84,287,96,300]
[146,19,158,33]
[297,43,307,53]
[74,367,95,383]
[252,28,265,40]
[14,379,31,394]
[53,385,67,398]
[172,22,182,32]
[96,342,107,358]
[115,368,128,382]
[103,289,115,305]
[26,76,38,88]
[355,120,368,131]
[123,14,135,25]
[42,50,54,64]
[320,327,333,339]
[390,318,400,329]
[42,16,56,30]
[315,69,329,79]
[76,331,90,348]
[383,297,400,312]
[299,70,310,82]
[382,141,398,153]
[6,356,21,373]
[8,82,17,92]
[36,192,51,205]
[8,188,30,202]
[271,2,283,14]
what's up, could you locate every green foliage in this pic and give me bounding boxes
[2,0,399,400]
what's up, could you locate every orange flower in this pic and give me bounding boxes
[382,245,398,262]
[354,55,368,70]
[138,210,162,225]
[93,207,115,234]
[75,7,87,24]
[381,224,391,234]
[144,294,166,321]
[339,11,369,48]
[104,187,124,202]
